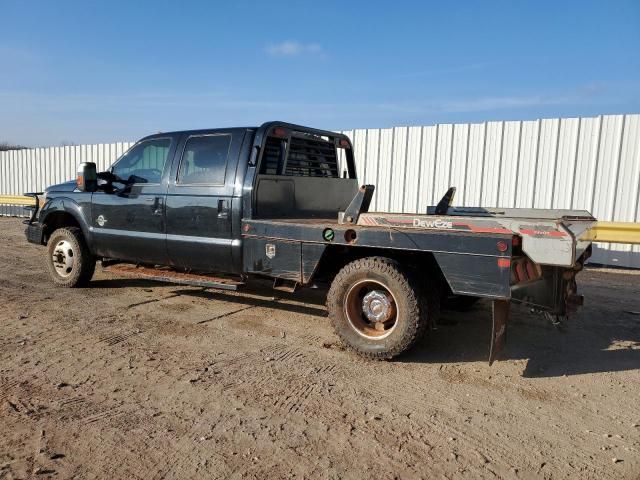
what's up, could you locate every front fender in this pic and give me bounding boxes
[39,196,94,249]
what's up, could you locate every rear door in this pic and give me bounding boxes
[91,137,176,264]
[165,130,244,273]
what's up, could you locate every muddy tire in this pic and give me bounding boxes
[46,227,95,288]
[327,256,436,360]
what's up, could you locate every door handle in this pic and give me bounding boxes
[217,199,229,218]
[149,196,163,215]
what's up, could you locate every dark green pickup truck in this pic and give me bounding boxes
[25,121,596,363]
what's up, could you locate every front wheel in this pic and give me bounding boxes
[327,257,436,360]
[45,227,95,287]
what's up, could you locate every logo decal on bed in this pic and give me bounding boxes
[265,243,276,259]
[412,218,453,229]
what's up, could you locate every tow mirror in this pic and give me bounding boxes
[96,171,119,192]
[77,162,97,192]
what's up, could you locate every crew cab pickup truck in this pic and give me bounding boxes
[25,122,596,363]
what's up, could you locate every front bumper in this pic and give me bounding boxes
[25,223,44,245]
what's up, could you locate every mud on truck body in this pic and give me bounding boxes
[24,122,596,363]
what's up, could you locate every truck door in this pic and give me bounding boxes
[165,130,244,273]
[91,137,175,264]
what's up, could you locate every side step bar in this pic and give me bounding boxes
[103,263,245,291]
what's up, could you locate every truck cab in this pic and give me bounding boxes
[29,122,358,278]
[89,128,249,274]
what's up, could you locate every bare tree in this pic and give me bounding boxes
[0,142,27,152]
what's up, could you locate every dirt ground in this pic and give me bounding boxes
[1,217,639,480]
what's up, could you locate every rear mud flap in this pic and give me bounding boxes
[489,300,510,365]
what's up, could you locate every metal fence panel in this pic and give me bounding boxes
[1,115,639,267]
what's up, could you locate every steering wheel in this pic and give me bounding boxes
[126,169,163,184]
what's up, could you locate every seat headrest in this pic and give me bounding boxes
[192,146,222,169]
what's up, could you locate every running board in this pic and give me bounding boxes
[103,263,244,291]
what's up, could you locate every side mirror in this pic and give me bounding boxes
[77,162,97,192]
[97,171,118,192]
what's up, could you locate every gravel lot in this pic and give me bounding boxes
[1,217,639,479]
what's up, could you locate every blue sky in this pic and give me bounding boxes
[1,0,639,146]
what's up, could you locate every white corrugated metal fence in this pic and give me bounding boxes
[1,114,639,267]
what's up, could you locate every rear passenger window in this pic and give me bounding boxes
[178,135,231,185]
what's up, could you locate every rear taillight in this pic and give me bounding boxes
[497,258,511,268]
[510,257,542,284]
[272,127,289,138]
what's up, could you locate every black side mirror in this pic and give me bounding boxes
[96,171,118,192]
[77,162,97,192]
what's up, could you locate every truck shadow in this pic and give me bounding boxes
[90,277,329,317]
[401,301,640,378]
[90,277,639,378]
[182,284,640,378]
[91,278,174,289]
[179,286,329,318]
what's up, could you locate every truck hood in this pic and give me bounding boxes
[46,180,77,193]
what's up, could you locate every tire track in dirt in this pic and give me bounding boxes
[79,405,127,425]
[98,331,140,347]
[2,302,628,480]
[221,340,542,478]
[5,396,45,420]
[195,341,447,478]
[0,378,22,402]
[356,365,616,478]
[272,381,317,416]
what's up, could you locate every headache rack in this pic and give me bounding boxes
[284,134,339,178]
[259,133,339,178]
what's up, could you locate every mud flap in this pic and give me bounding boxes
[489,299,510,366]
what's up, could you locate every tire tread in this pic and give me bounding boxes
[327,256,435,360]
[45,227,95,288]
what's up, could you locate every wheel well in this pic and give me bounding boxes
[42,212,81,244]
[313,245,447,287]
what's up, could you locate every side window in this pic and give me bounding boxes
[111,138,172,184]
[259,136,286,175]
[178,135,231,185]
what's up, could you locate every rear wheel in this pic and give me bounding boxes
[45,227,95,287]
[327,257,436,359]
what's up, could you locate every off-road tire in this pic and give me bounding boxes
[327,256,436,360]
[46,227,95,288]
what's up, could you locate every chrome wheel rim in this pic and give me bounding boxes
[344,279,398,339]
[52,239,75,278]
